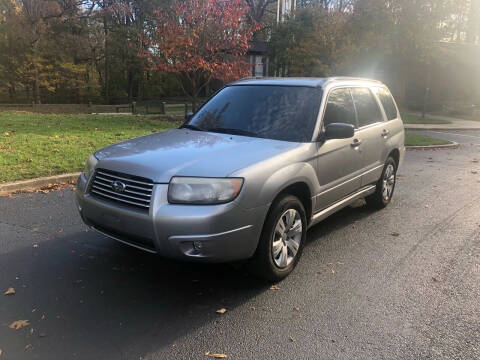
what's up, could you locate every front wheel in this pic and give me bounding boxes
[366,157,397,210]
[248,195,307,282]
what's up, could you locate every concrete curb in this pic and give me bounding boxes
[405,125,480,130]
[0,172,80,196]
[406,141,459,151]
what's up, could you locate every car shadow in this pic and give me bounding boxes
[0,197,376,359]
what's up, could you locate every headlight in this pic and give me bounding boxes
[168,177,244,204]
[83,154,98,180]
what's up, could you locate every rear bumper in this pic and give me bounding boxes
[399,146,406,169]
[75,173,268,262]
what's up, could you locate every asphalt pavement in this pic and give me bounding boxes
[1,131,479,360]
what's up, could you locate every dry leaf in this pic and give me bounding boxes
[9,320,29,330]
[289,336,295,342]
[331,269,335,274]
[3,132,10,137]
[270,285,280,291]
[205,352,227,358]
[216,308,227,314]
[4,287,15,295]
[390,232,400,237]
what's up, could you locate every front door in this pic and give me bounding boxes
[314,88,364,211]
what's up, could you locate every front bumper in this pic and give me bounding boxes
[75,173,268,262]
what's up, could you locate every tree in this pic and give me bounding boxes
[144,0,260,111]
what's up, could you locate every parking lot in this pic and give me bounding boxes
[1,130,479,360]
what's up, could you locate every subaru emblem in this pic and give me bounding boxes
[111,181,126,193]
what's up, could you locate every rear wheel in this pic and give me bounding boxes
[366,157,397,209]
[248,195,307,282]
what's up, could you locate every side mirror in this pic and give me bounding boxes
[324,123,355,140]
[185,112,194,121]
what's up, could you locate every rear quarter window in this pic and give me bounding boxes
[373,87,398,120]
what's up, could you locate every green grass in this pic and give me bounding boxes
[0,111,179,183]
[402,114,451,125]
[405,132,451,146]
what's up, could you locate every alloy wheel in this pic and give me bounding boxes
[272,209,302,268]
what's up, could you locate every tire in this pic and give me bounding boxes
[365,157,397,210]
[248,194,307,282]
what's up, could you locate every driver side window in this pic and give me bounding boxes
[323,88,357,129]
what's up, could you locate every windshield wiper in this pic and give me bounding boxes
[179,124,205,131]
[207,127,259,138]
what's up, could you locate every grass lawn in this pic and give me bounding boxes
[405,132,452,146]
[0,111,179,183]
[401,114,451,125]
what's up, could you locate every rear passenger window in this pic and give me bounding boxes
[323,88,357,128]
[373,87,398,120]
[351,88,384,127]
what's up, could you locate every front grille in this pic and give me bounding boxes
[89,169,153,210]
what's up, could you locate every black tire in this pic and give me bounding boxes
[248,194,307,282]
[365,157,397,210]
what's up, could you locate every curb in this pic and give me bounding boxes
[406,141,459,151]
[405,125,480,130]
[0,172,81,196]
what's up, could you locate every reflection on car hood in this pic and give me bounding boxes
[94,129,303,183]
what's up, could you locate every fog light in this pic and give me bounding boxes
[193,241,203,250]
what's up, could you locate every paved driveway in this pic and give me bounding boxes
[0,133,479,360]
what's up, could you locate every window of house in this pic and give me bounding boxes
[351,88,384,127]
[373,87,398,120]
[323,88,357,128]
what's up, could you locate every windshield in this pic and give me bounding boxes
[186,85,322,142]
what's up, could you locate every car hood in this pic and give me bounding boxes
[94,129,304,183]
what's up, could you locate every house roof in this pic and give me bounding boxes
[247,40,268,54]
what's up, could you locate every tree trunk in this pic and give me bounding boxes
[103,15,109,104]
[34,64,41,104]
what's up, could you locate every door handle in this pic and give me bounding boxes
[351,138,362,148]
[381,129,390,138]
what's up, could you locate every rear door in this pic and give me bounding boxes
[350,87,387,186]
[314,87,364,211]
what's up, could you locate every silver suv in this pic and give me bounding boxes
[76,77,405,281]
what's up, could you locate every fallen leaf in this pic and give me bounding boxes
[216,308,227,314]
[390,232,400,237]
[9,320,29,330]
[269,285,280,291]
[289,336,295,342]
[3,132,10,137]
[4,287,15,296]
[293,307,300,312]
[205,352,227,358]
[331,269,335,274]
